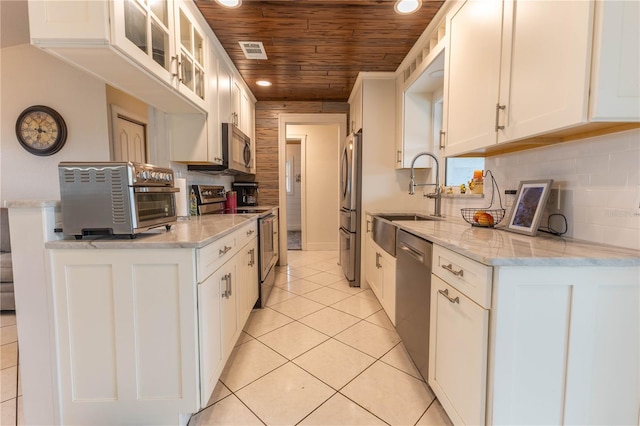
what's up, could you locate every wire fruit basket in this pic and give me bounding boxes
[461,170,505,228]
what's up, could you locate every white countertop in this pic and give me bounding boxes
[45,209,276,250]
[377,214,640,267]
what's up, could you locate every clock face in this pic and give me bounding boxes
[15,105,67,156]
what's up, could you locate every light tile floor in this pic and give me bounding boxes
[0,250,453,426]
[1,310,22,426]
[190,250,453,426]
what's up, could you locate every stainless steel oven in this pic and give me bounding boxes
[191,184,276,308]
[59,162,178,239]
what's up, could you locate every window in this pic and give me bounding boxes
[285,158,294,194]
[445,157,485,186]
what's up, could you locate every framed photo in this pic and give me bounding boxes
[506,179,554,236]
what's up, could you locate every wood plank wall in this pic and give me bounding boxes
[238,101,349,206]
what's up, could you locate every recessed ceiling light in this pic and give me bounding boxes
[256,80,272,87]
[394,0,422,15]
[215,0,242,8]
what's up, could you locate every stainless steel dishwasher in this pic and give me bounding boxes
[395,229,433,382]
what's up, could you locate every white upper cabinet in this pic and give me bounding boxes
[349,83,363,134]
[25,0,222,113]
[175,3,207,107]
[589,0,640,121]
[496,0,593,144]
[111,0,176,87]
[443,0,639,157]
[396,49,444,169]
[444,0,503,156]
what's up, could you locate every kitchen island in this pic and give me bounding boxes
[8,202,274,426]
[368,212,640,425]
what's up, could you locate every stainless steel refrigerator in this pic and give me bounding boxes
[339,131,362,287]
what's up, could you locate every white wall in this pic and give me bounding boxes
[442,129,640,250]
[287,124,340,250]
[1,43,111,203]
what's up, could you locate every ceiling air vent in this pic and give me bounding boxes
[239,41,268,60]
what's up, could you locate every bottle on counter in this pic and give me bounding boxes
[469,170,484,194]
[226,191,237,211]
[189,188,198,216]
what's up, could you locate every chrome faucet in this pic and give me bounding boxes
[409,152,442,217]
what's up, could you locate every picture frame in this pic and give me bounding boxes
[506,179,554,236]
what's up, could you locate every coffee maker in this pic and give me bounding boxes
[232,182,259,206]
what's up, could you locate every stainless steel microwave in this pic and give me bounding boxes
[187,123,253,175]
[223,123,252,174]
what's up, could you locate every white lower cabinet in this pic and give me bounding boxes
[365,234,396,325]
[428,244,640,425]
[48,221,258,424]
[429,275,488,426]
[49,249,199,425]
[197,255,238,404]
[197,225,257,408]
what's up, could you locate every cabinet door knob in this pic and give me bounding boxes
[438,288,460,304]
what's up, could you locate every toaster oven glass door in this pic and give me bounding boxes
[133,188,177,227]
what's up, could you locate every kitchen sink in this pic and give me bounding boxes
[372,216,397,257]
[372,214,441,257]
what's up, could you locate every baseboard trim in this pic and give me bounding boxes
[304,242,338,251]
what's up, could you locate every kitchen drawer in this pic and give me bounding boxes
[237,221,257,249]
[197,232,238,283]
[432,245,492,309]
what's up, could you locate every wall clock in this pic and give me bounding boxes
[15,105,68,156]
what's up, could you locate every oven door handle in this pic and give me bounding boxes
[134,187,180,193]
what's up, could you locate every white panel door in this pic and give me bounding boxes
[444,0,503,155]
[50,249,198,425]
[111,108,147,163]
[497,0,593,142]
[589,0,640,121]
[198,268,224,406]
[563,275,639,425]
[429,275,488,426]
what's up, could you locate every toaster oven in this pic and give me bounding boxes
[58,162,178,239]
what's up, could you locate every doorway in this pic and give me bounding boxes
[285,137,304,250]
[277,114,347,266]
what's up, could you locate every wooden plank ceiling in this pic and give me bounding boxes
[194,0,444,102]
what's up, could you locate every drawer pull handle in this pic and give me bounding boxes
[442,263,464,277]
[375,252,382,269]
[246,229,255,236]
[219,245,232,256]
[439,288,460,304]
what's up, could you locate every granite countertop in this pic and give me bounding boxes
[45,208,276,250]
[370,212,640,267]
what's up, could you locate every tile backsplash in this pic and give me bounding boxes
[443,129,640,250]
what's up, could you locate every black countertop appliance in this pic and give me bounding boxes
[232,182,259,206]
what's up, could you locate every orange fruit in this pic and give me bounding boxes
[477,212,495,226]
